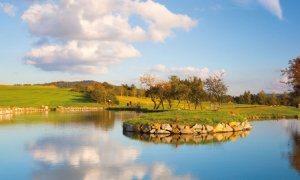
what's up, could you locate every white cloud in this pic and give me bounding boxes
[258,0,283,20]
[150,64,222,79]
[24,40,140,74]
[151,64,168,72]
[265,76,291,94]
[234,0,283,20]
[22,0,197,74]
[0,2,16,16]
[22,0,196,42]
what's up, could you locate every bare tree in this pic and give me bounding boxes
[205,73,228,104]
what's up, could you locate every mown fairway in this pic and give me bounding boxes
[0,85,101,108]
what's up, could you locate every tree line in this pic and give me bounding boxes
[73,82,145,105]
[139,74,228,110]
[233,90,290,106]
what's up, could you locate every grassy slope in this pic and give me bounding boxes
[0,85,101,108]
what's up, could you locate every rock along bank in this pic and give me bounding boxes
[123,121,252,135]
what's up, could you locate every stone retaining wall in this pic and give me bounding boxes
[56,106,104,112]
[0,106,49,115]
[0,114,13,121]
[123,121,252,135]
[0,106,104,115]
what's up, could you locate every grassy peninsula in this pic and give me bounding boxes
[124,106,300,126]
[125,110,247,126]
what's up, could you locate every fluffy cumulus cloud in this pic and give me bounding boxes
[0,2,16,16]
[150,64,224,79]
[22,0,197,74]
[234,0,283,19]
[25,40,140,74]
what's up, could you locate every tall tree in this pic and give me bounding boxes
[120,84,126,97]
[176,82,190,109]
[123,84,130,97]
[188,77,206,110]
[270,92,278,106]
[257,90,267,105]
[282,91,290,106]
[146,86,159,109]
[205,73,228,104]
[282,56,300,95]
[166,75,181,109]
[130,84,137,97]
[244,91,252,104]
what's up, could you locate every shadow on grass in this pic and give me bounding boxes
[70,94,94,103]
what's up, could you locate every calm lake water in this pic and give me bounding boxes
[1,111,300,180]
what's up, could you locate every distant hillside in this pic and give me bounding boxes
[35,80,98,88]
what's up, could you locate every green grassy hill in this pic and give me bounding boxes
[0,85,101,108]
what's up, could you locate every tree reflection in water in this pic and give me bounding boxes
[0,111,138,131]
[290,129,300,174]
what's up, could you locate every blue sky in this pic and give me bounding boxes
[0,0,299,95]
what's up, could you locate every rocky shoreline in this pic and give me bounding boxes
[0,106,49,115]
[0,106,104,115]
[123,121,252,135]
[56,106,104,112]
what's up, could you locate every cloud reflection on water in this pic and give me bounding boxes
[28,130,193,180]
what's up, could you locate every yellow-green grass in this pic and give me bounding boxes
[116,96,261,110]
[126,110,247,126]
[125,106,300,127]
[0,85,102,108]
[222,106,300,119]
[116,96,300,120]
[117,96,154,109]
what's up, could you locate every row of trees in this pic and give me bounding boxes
[74,82,119,105]
[234,90,290,106]
[139,74,228,110]
[118,84,145,97]
[73,82,146,105]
